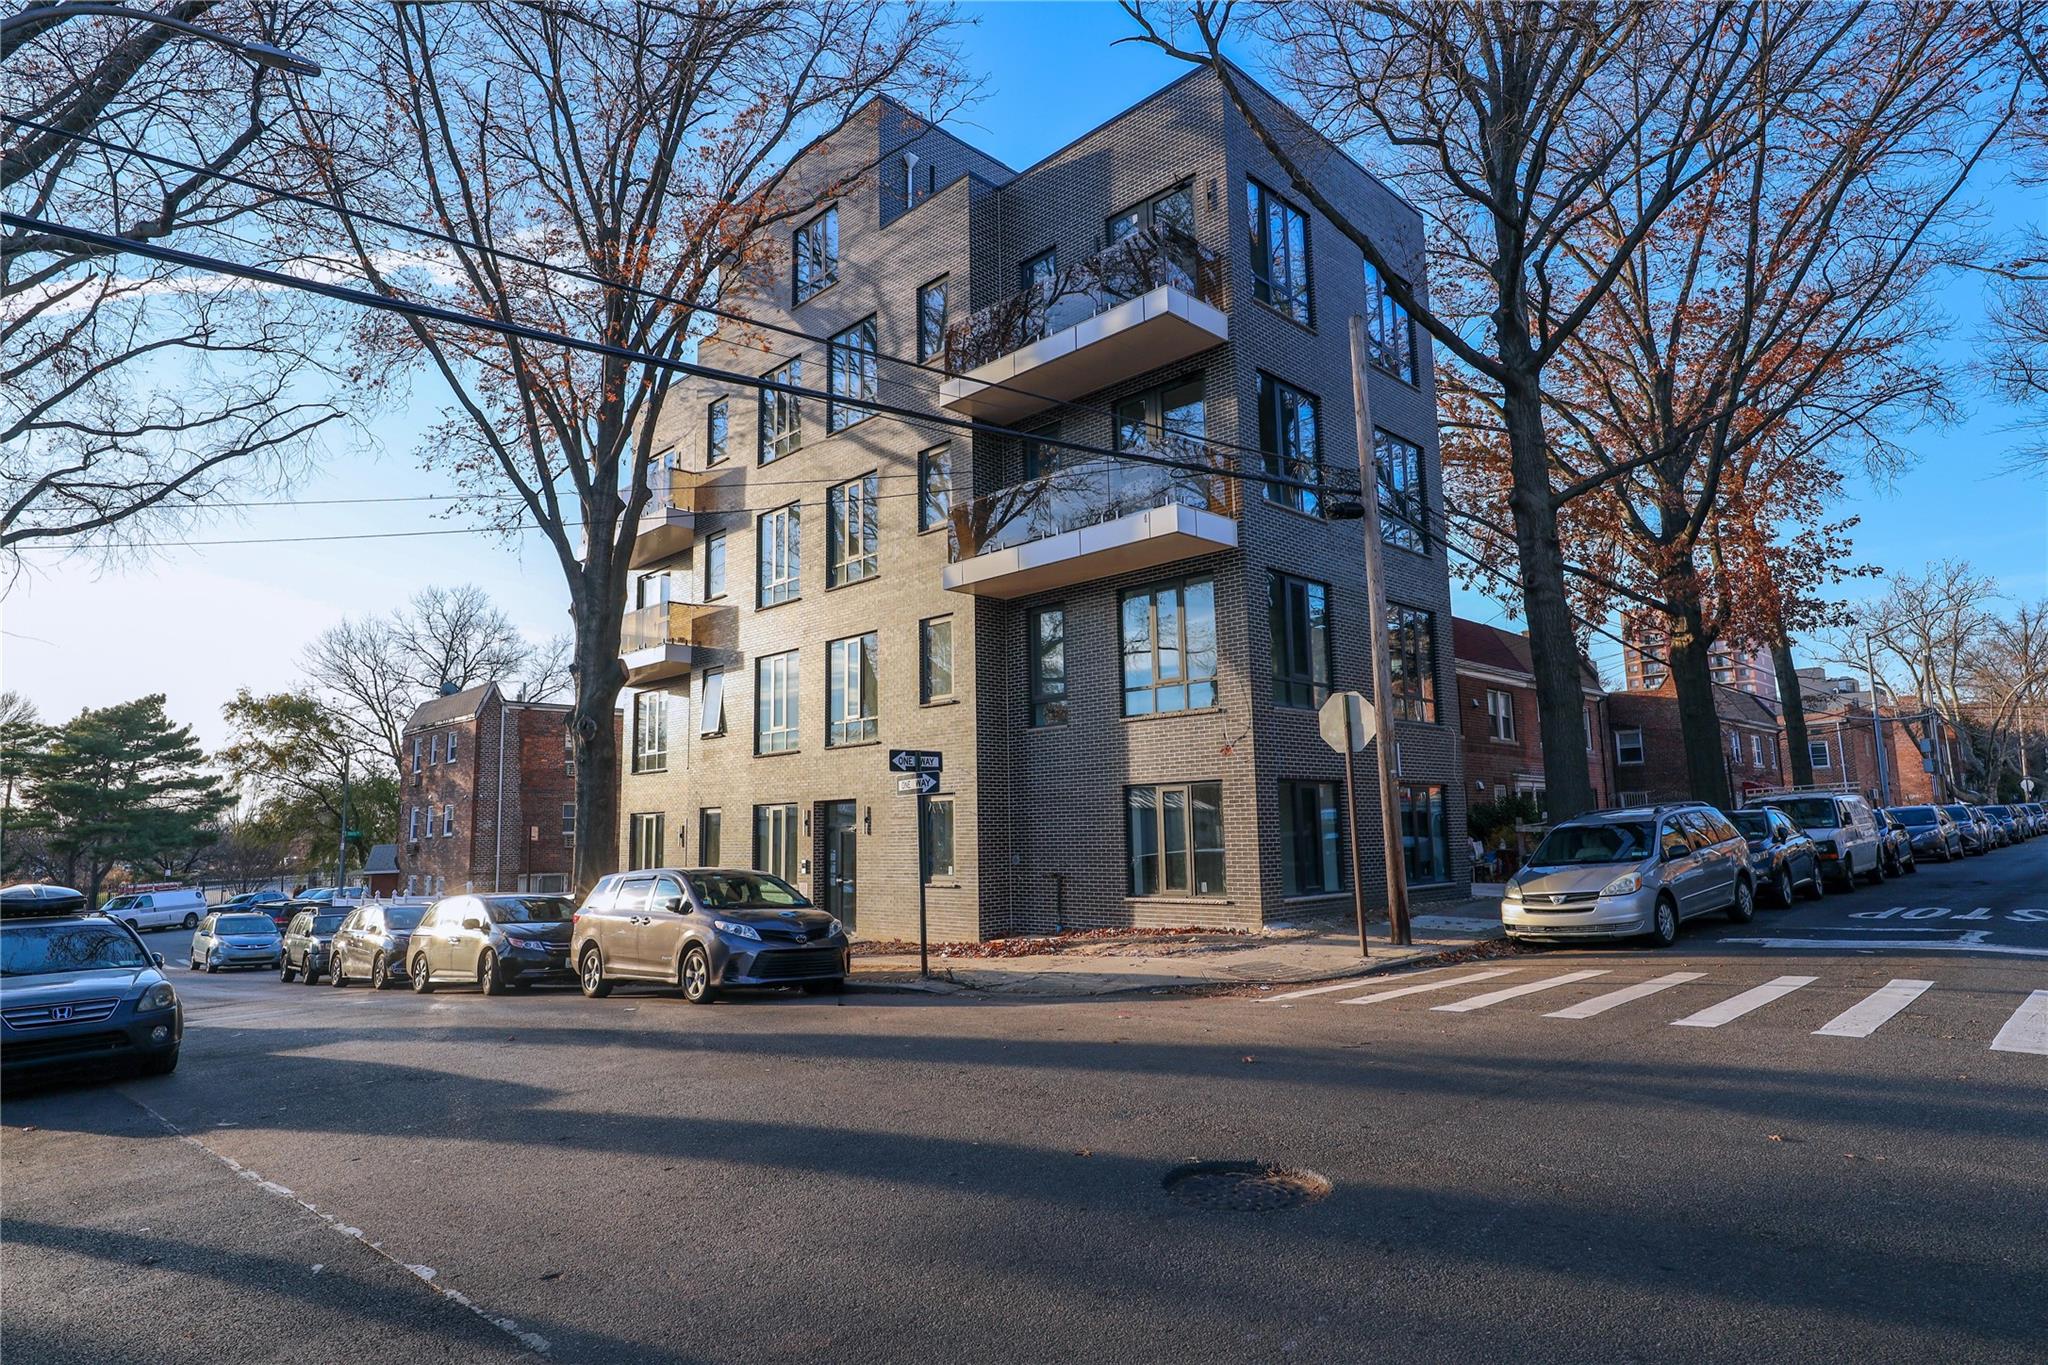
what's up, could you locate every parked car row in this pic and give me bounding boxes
[1501,789,2036,948]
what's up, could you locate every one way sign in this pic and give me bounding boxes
[888,748,943,774]
[896,772,940,796]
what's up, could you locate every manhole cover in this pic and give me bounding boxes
[1161,1161,1332,1212]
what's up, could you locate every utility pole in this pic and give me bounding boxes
[1347,315,1413,946]
[1865,640,1891,806]
[337,751,350,892]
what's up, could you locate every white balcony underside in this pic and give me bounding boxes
[939,286,1228,423]
[941,502,1238,598]
[628,507,696,568]
[622,643,695,685]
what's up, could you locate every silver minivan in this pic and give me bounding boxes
[1747,792,1884,889]
[1503,804,1755,947]
[572,868,848,1003]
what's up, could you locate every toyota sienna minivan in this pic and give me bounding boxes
[1502,803,1755,947]
[573,868,848,1003]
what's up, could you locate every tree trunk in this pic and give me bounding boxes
[1665,601,1733,810]
[1772,630,1812,786]
[1501,382,1598,820]
[568,580,626,895]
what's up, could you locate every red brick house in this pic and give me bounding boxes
[1453,618,1615,815]
[398,683,621,897]
[1605,683,1786,806]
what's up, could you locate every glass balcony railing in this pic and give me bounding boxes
[942,226,1225,375]
[947,443,1238,562]
[620,601,713,654]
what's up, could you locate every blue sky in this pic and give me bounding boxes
[6,1,2043,745]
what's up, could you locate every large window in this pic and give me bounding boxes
[1019,247,1057,292]
[918,443,951,532]
[698,808,722,866]
[1123,577,1218,715]
[759,359,801,463]
[792,206,837,303]
[702,530,727,600]
[632,691,669,773]
[1248,178,1311,325]
[757,502,800,606]
[1363,258,1416,383]
[917,277,947,362]
[756,651,799,754]
[1114,377,1205,459]
[1486,689,1515,742]
[1269,572,1331,708]
[1126,782,1225,897]
[705,397,729,466]
[1615,728,1645,765]
[827,317,877,432]
[1030,607,1068,726]
[754,804,798,882]
[1258,373,1320,514]
[1280,780,1341,896]
[921,617,953,703]
[1399,784,1451,885]
[1109,182,1194,242]
[1377,430,1427,552]
[923,797,955,883]
[827,632,879,747]
[698,667,725,737]
[826,472,879,586]
[627,812,665,871]
[1385,605,1437,723]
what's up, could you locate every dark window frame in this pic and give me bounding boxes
[1121,576,1219,716]
[827,317,878,433]
[1269,571,1333,709]
[1385,604,1438,723]
[1125,781,1226,897]
[1029,606,1068,727]
[1376,428,1428,552]
[922,796,955,884]
[1247,178,1312,326]
[1280,779,1343,896]
[759,358,802,463]
[917,276,948,363]
[1362,257,1416,384]
[705,396,729,466]
[1258,372,1321,515]
[792,205,838,304]
[918,443,952,533]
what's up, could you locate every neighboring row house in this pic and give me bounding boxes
[616,69,1465,940]
[1605,686,1789,807]
[1453,618,1614,816]
[398,683,619,897]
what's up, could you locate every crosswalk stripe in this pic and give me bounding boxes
[1265,967,1476,1002]
[1671,975,1816,1028]
[1335,968,1519,1006]
[1430,969,1609,1013]
[1812,979,1933,1038]
[1989,990,2048,1055]
[1543,972,1704,1019]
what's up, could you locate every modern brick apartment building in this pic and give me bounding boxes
[616,68,1464,939]
[1453,618,1613,814]
[399,683,619,897]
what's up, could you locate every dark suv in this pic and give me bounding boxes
[572,868,848,1003]
[1,901,182,1082]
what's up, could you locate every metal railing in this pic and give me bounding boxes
[946,443,1238,562]
[633,463,707,515]
[942,226,1225,374]
[620,601,711,653]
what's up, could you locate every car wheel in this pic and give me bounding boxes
[578,945,611,999]
[1902,850,1916,874]
[1649,896,1680,948]
[181,912,199,929]
[1773,867,1794,908]
[204,955,218,974]
[1866,853,1886,885]
[280,957,297,983]
[186,953,200,971]
[679,944,714,1004]
[1727,878,1756,925]
[370,953,393,991]
[302,955,321,985]
[410,954,434,994]
[138,1047,179,1077]
[479,950,506,997]
[329,955,347,988]
[1800,865,1825,900]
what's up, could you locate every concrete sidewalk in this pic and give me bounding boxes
[848,892,1507,998]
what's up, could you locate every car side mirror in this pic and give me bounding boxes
[154,953,165,967]
[462,917,483,932]
[656,895,686,914]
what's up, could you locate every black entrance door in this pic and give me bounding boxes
[822,801,857,931]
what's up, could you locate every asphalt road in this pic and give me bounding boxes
[4,838,2044,1363]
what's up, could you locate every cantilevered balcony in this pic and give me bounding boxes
[628,468,708,568]
[939,228,1228,424]
[620,601,719,685]
[941,451,1238,598]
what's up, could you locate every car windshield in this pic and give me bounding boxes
[483,896,573,924]
[1,922,150,976]
[686,871,811,909]
[101,896,136,912]
[1891,807,1937,825]
[1528,821,1654,867]
[311,914,347,934]
[1984,806,2011,818]
[1765,798,1838,830]
[217,914,277,935]
[1729,812,1771,839]
[384,908,426,932]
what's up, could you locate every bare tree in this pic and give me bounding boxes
[290,2,971,887]
[1,0,345,565]
[1984,2,2048,468]
[512,633,573,703]
[1125,0,1817,820]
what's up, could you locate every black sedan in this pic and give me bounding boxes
[1728,807,1824,906]
[1887,806,1962,862]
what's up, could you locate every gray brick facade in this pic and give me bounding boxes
[620,68,1466,940]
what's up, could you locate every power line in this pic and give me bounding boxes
[4,112,1305,475]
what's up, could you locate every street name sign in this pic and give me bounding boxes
[889,748,943,774]
[897,772,941,796]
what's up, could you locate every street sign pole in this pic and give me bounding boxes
[1350,315,1413,946]
[1342,730,1369,959]
[916,792,929,979]
[1320,692,1374,959]
[889,751,943,979]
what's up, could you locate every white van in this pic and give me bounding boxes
[101,887,209,932]
[1747,792,1884,890]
